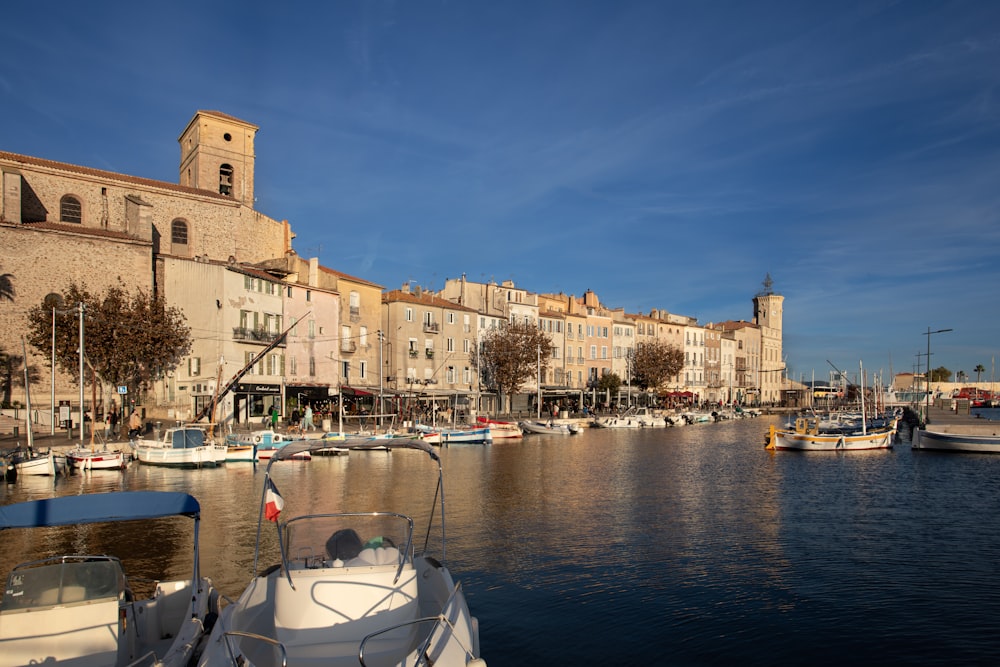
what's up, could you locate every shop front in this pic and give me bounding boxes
[233,382,281,425]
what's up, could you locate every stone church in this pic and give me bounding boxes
[0,110,297,423]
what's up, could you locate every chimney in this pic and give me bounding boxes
[308,257,319,287]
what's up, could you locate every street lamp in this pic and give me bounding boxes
[924,327,953,424]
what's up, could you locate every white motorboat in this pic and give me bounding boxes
[65,446,128,471]
[519,420,580,435]
[196,437,485,667]
[0,491,219,667]
[912,424,1000,453]
[132,425,219,468]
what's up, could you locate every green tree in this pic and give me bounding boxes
[597,372,621,397]
[929,366,952,383]
[472,322,553,415]
[630,340,685,391]
[24,283,191,397]
[974,364,986,384]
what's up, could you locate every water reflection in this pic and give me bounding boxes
[2,417,1000,666]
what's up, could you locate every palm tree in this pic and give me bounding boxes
[974,364,986,398]
[0,265,13,302]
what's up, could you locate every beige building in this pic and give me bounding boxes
[0,110,292,423]
[383,284,479,422]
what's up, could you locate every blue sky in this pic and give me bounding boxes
[3,1,999,385]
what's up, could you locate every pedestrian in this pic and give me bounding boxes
[302,404,314,431]
[109,409,119,439]
[270,404,279,429]
[104,412,112,440]
[128,410,142,438]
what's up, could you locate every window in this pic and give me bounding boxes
[219,164,234,196]
[447,313,455,325]
[290,356,297,375]
[463,338,470,353]
[360,326,368,347]
[171,219,188,245]
[359,361,367,380]
[188,357,201,376]
[341,361,350,381]
[406,308,413,322]
[446,366,455,384]
[60,195,82,223]
[309,356,316,377]
[590,345,597,360]
[306,290,312,302]
[447,337,455,352]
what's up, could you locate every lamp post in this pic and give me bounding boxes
[77,301,85,441]
[924,327,953,424]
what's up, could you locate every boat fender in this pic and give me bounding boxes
[253,435,262,444]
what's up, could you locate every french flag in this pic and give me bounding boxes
[264,478,284,522]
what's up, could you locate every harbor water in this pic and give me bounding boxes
[2,413,1000,666]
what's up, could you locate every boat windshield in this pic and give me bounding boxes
[1,557,125,611]
[281,513,414,569]
[171,429,205,449]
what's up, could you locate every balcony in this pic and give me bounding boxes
[423,322,440,334]
[409,349,418,358]
[425,349,434,358]
[233,327,283,345]
[341,341,357,353]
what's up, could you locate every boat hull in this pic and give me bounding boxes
[419,427,492,445]
[913,425,1000,453]
[66,449,126,470]
[13,451,65,476]
[773,429,895,451]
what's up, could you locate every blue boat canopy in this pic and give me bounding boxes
[0,491,200,530]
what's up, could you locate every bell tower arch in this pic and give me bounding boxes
[178,110,258,207]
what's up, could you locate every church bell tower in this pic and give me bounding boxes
[178,110,258,207]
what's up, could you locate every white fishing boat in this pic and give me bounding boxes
[132,425,219,468]
[10,448,67,476]
[195,437,485,667]
[475,417,523,439]
[224,442,258,462]
[912,424,1000,453]
[766,421,895,451]
[414,424,493,445]
[228,430,311,460]
[0,491,219,667]
[519,420,580,435]
[65,446,128,470]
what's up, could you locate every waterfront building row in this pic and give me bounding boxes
[0,110,784,426]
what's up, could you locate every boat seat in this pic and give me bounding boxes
[273,563,419,652]
[37,584,87,606]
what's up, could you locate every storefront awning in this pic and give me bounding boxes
[340,386,373,396]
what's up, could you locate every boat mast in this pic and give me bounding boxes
[860,360,867,435]
[21,337,34,450]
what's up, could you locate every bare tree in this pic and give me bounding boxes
[24,283,191,399]
[630,340,685,392]
[472,322,554,415]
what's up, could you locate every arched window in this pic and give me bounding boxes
[171,219,189,245]
[60,195,82,223]
[219,164,234,196]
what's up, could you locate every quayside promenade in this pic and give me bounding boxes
[3,404,987,456]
